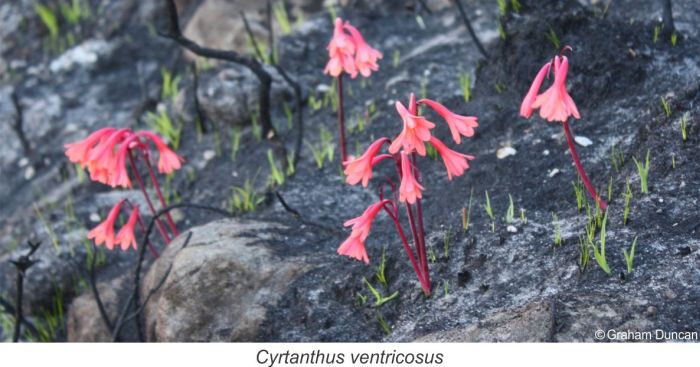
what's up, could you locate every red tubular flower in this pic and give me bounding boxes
[87,200,124,250]
[324,18,357,78]
[343,21,382,77]
[389,99,435,156]
[519,62,552,118]
[344,200,387,240]
[399,152,424,204]
[64,128,117,167]
[429,136,475,180]
[115,206,140,251]
[337,235,369,264]
[338,200,389,263]
[85,129,131,185]
[418,99,478,144]
[138,131,184,174]
[344,138,389,187]
[527,56,581,122]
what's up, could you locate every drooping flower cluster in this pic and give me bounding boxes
[520,52,580,123]
[65,128,183,188]
[519,47,607,210]
[324,17,383,79]
[87,200,141,251]
[338,93,477,295]
[65,128,183,252]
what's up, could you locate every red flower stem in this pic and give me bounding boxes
[127,150,172,244]
[404,202,423,268]
[336,75,348,164]
[562,120,607,211]
[141,153,180,236]
[382,205,431,295]
[411,152,429,283]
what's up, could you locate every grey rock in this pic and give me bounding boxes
[66,274,129,342]
[141,219,309,342]
[194,65,293,126]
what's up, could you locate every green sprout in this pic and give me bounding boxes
[623,180,633,225]
[459,72,472,102]
[308,94,323,111]
[375,247,388,286]
[510,0,522,12]
[251,111,262,141]
[497,0,508,15]
[671,32,678,46]
[443,279,449,297]
[545,27,561,49]
[35,4,59,40]
[591,210,611,275]
[484,190,495,232]
[573,180,585,212]
[363,277,399,307]
[227,177,265,213]
[505,194,515,223]
[552,212,562,247]
[607,176,613,202]
[145,109,181,149]
[653,25,661,44]
[425,142,438,160]
[161,68,181,102]
[443,227,452,259]
[632,149,651,194]
[266,149,285,186]
[660,96,672,117]
[376,313,391,335]
[273,1,292,34]
[610,144,625,172]
[59,0,90,25]
[392,49,401,68]
[462,187,474,232]
[578,235,590,272]
[520,208,528,224]
[622,236,638,274]
[680,112,688,142]
[230,127,242,161]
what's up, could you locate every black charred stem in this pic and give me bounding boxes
[453,0,489,59]
[161,0,277,141]
[10,241,41,342]
[416,0,433,15]
[10,92,32,158]
[87,243,115,339]
[661,0,675,36]
[242,6,305,172]
[191,63,208,134]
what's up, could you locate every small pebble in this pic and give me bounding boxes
[18,158,29,167]
[496,146,517,159]
[548,168,560,178]
[89,213,101,222]
[316,84,330,93]
[542,149,550,156]
[24,166,35,180]
[506,225,517,233]
[574,136,593,147]
[664,290,677,300]
[658,198,664,203]
[203,150,216,161]
[645,306,657,317]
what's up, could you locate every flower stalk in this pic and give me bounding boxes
[562,120,607,211]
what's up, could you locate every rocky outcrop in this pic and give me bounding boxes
[141,219,310,342]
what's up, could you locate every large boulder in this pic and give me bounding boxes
[142,218,310,341]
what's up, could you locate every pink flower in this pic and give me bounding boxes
[139,131,184,174]
[337,234,369,264]
[389,98,435,156]
[87,200,124,250]
[399,152,424,204]
[115,206,140,251]
[64,128,117,167]
[344,200,387,240]
[418,99,478,144]
[519,62,552,119]
[324,18,358,78]
[525,56,581,122]
[344,138,389,187]
[429,136,475,180]
[344,22,382,77]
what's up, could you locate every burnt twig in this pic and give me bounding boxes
[453,0,489,59]
[10,240,41,342]
[161,0,277,140]
[661,0,675,36]
[274,191,343,235]
[10,91,32,157]
[87,244,115,337]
